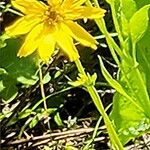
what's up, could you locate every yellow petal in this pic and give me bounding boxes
[62,0,86,8]
[17,23,43,57]
[62,21,97,49]
[38,29,56,62]
[54,25,79,61]
[11,0,46,14]
[5,15,41,36]
[65,6,106,20]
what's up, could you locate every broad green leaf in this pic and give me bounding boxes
[120,0,137,20]
[0,74,18,102]
[101,0,150,146]
[99,56,150,144]
[0,38,38,82]
[111,61,150,143]
[98,56,143,112]
[0,38,38,101]
[134,0,150,9]
[129,5,150,43]
[111,93,150,144]
[137,23,150,95]
[120,62,150,116]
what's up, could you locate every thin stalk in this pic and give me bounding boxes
[38,64,50,129]
[86,0,125,65]
[31,87,74,111]
[90,0,145,113]
[93,0,124,49]
[96,19,122,57]
[109,1,124,48]
[75,59,124,150]
[39,64,47,110]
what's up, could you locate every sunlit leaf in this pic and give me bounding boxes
[129,5,150,43]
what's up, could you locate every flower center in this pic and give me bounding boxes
[43,7,63,25]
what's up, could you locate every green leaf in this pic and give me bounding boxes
[137,23,150,95]
[99,56,126,96]
[7,117,18,126]
[29,108,56,128]
[0,75,18,103]
[19,109,32,119]
[0,38,38,83]
[42,72,51,84]
[120,0,137,20]
[54,70,62,79]
[111,93,150,144]
[0,34,9,48]
[0,113,5,120]
[134,0,150,9]
[0,68,7,75]
[17,75,38,86]
[54,112,63,126]
[29,116,39,128]
[99,56,150,144]
[0,38,38,101]
[129,5,150,43]
[47,108,57,115]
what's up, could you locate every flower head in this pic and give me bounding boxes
[6,0,106,62]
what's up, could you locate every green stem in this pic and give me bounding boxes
[96,19,122,62]
[38,64,50,129]
[86,0,127,66]
[75,59,86,75]
[74,59,124,150]
[31,87,73,111]
[39,64,47,110]
[92,0,124,50]
[109,1,124,48]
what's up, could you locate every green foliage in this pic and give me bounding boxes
[1,0,150,149]
[99,0,150,145]
[29,108,56,128]
[137,26,150,95]
[0,38,38,102]
[99,56,150,144]
[120,0,137,20]
[129,5,150,43]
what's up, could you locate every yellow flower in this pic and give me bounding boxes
[6,0,106,62]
